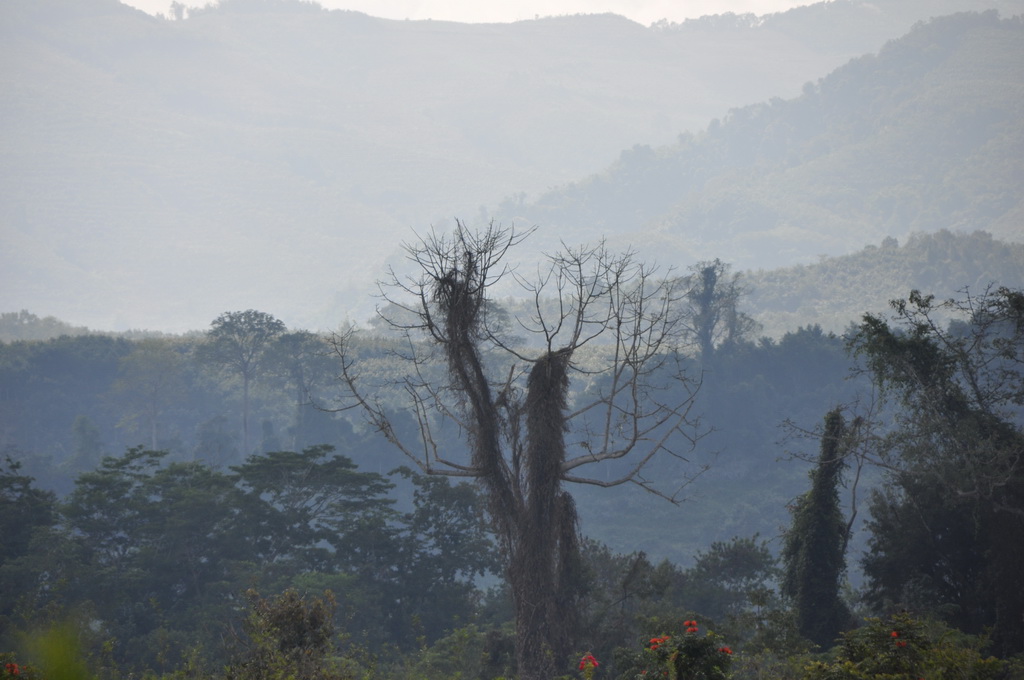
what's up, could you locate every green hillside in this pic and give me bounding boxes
[746,230,1024,337]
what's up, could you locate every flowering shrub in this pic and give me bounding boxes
[618,618,733,680]
[579,652,600,679]
[800,613,1010,680]
[1,652,41,680]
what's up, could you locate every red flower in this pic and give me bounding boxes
[686,626,699,633]
[891,630,900,638]
[896,640,908,648]
[579,653,599,669]
[4,664,19,677]
[718,646,733,654]
[648,634,671,649]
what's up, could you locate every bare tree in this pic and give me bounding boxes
[329,221,703,679]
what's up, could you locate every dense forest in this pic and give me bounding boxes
[2,228,1023,677]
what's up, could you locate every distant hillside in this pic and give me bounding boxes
[503,12,1024,271]
[2,0,1022,332]
[0,311,91,342]
[0,310,180,342]
[744,230,1024,338]
[9,230,1018,344]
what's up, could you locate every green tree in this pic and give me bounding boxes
[390,469,499,644]
[197,310,286,457]
[69,415,104,474]
[0,457,58,647]
[52,447,170,666]
[801,612,1012,680]
[0,310,88,342]
[332,222,701,679]
[682,258,757,364]
[58,447,249,672]
[62,447,167,576]
[136,461,246,609]
[231,445,394,571]
[265,330,333,450]
[110,338,187,450]
[224,589,349,680]
[0,457,56,569]
[682,535,782,630]
[852,287,1024,655]
[781,408,852,648]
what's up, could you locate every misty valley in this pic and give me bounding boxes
[1,1,1024,679]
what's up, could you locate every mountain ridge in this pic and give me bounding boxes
[1,0,1021,332]
[498,11,1023,272]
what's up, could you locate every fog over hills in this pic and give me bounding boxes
[1,0,1022,333]
[505,11,1024,276]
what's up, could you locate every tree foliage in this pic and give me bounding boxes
[851,286,1024,655]
[110,338,187,450]
[801,612,1013,680]
[197,310,287,457]
[224,589,346,680]
[781,409,853,648]
[0,441,497,674]
[681,258,758,362]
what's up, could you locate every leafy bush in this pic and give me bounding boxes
[616,618,733,680]
[799,613,1013,680]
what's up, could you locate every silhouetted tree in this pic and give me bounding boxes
[330,221,702,679]
[682,259,757,363]
[781,408,852,648]
[0,457,56,570]
[198,310,286,457]
[110,338,187,450]
[266,330,331,450]
[69,415,104,473]
[853,287,1024,655]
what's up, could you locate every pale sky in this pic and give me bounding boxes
[122,0,815,25]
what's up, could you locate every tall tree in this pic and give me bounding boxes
[392,468,500,642]
[198,310,286,457]
[60,447,169,640]
[230,444,395,571]
[0,457,56,571]
[682,258,756,364]
[110,338,187,450]
[265,330,332,450]
[331,222,702,679]
[69,414,104,473]
[781,408,852,648]
[852,287,1024,655]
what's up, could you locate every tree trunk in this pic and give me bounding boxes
[505,352,581,679]
[438,269,581,677]
[242,373,250,456]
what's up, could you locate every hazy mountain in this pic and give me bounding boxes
[504,11,1024,274]
[2,0,1021,332]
